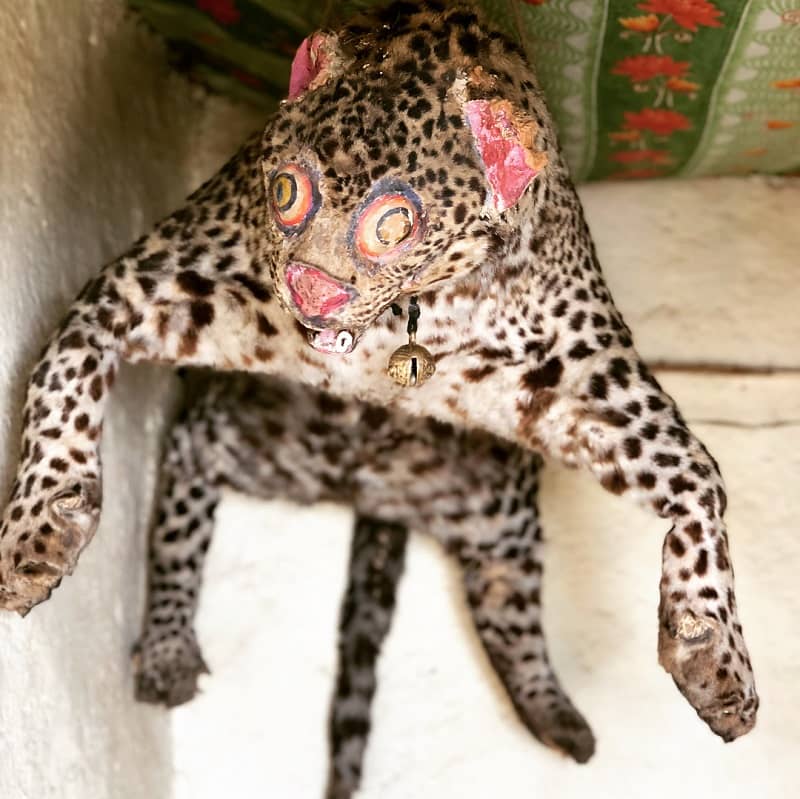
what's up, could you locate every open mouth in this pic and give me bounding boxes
[284,263,358,356]
[306,327,356,355]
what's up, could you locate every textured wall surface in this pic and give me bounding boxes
[0,2,261,798]
[174,179,800,798]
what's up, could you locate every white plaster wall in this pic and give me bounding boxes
[175,179,800,798]
[0,2,261,798]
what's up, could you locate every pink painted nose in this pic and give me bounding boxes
[285,262,357,321]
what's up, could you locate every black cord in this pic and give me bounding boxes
[407,296,420,337]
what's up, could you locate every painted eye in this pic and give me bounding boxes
[270,165,317,230]
[355,194,420,260]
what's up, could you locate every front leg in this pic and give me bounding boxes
[0,137,294,614]
[517,352,758,740]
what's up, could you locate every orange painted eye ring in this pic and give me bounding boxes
[270,165,319,232]
[353,192,421,261]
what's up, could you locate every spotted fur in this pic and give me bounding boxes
[0,1,756,741]
[326,517,409,798]
[132,372,595,795]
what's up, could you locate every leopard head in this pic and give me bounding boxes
[259,2,552,354]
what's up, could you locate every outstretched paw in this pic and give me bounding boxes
[0,479,101,615]
[658,608,758,741]
[521,690,596,763]
[132,630,210,708]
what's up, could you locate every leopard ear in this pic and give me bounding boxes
[464,98,547,214]
[288,32,341,100]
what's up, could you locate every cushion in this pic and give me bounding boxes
[128,0,800,181]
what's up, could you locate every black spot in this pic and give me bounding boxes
[361,406,389,429]
[216,254,235,272]
[625,401,642,416]
[233,273,270,301]
[668,534,686,557]
[640,422,660,440]
[522,357,563,391]
[569,311,586,332]
[137,276,156,297]
[457,30,479,56]
[137,251,169,272]
[80,355,98,377]
[623,437,642,459]
[637,472,657,489]
[601,470,627,494]
[667,425,690,447]
[176,270,215,297]
[568,341,595,360]
[59,331,85,351]
[89,375,104,401]
[608,358,631,388]
[654,452,680,467]
[601,409,630,427]
[669,474,696,494]
[256,313,277,337]
[178,244,209,268]
[483,498,501,516]
[589,374,608,399]
[176,294,209,331]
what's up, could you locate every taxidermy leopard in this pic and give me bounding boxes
[132,371,595,798]
[0,0,758,748]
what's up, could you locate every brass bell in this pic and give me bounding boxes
[387,336,436,388]
[386,296,436,388]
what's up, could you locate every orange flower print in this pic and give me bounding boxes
[609,130,642,143]
[666,77,700,93]
[637,0,723,31]
[619,14,660,32]
[611,150,672,164]
[773,78,800,89]
[613,55,689,83]
[624,109,691,135]
[766,120,795,130]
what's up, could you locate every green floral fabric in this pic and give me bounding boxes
[129,0,800,180]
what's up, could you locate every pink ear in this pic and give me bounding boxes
[465,99,545,213]
[288,33,334,100]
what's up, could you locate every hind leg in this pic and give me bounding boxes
[326,517,408,799]
[438,452,595,763]
[132,402,220,707]
[133,374,345,706]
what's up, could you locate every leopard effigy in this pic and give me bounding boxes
[0,0,757,750]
